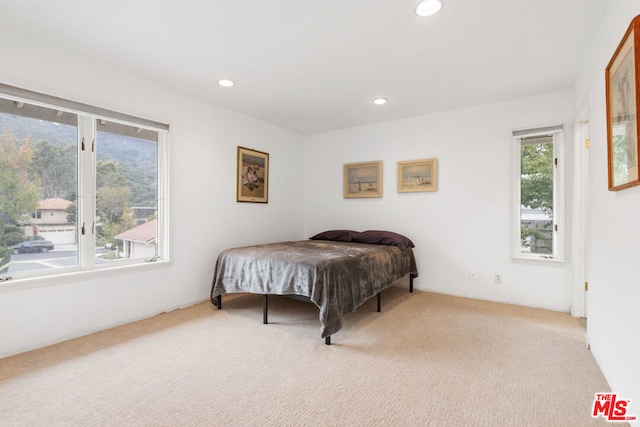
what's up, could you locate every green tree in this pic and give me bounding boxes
[0,129,40,269]
[96,160,134,242]
[100,206,135,246]
[30,140,77,199]
[97,160,127,188]
[521,143,553,213]
[0,129,40,229]
[520,142,553,253]
[97,185,132,223]
[122,164,157,206]
[65,192,77,223]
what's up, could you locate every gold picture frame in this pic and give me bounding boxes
[397,158,438,192]
[343,161,382,198]
[606,15,640,191]
[237,146,269,203]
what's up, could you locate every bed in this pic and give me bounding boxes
[210,230,418,344]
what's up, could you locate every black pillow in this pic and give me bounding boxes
[309,230,359,242]
[354,230,415,249]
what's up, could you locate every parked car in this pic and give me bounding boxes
[10,240,55,254]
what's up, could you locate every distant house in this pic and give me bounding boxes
[114,219,157,259]
[27,198,76,244]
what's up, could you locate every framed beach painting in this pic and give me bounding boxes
[237,146,269,203]
[343,161,382,198]
[397,158,438,192]
[606,15,640,191]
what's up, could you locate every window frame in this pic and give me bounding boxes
[512,124,565,263]
[0,83,169,283]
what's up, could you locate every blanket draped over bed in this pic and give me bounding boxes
[211,240,418,338]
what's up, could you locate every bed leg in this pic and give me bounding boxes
[410,274,416,293]
[263,294,268,324]
[210,285,222,309]
[377,292,381,312]
[325,336,331,345]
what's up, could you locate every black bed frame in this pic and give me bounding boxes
[212,273,417,345]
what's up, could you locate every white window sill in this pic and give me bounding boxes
[0,259,171,295]
[511,255,567,267]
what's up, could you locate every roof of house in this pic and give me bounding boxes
[38,198,72,210]
[114,219,157,244]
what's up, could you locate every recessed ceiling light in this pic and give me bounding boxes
[416,0,443,17]
[372,97,388,105]
[218,79,235,87]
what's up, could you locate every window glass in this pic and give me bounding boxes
[513,126,564,262]
[95,120,158,263]
[0,86,168,282]
[0,99,78,275]
[519,135,554,255]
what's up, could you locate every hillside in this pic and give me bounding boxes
[0,112,157,206]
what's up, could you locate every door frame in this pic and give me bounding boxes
[571,111,590,318]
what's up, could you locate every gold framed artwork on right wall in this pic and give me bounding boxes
[606,14,640,191]
[397,158,438,193]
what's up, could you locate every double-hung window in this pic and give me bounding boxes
[0,84,168,281]
[512,124,564,262]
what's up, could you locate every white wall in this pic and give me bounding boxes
[0,29,305,357]
[574,3,640,418]
[304,91,575,311]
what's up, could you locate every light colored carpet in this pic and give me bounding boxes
[0,287,614,426]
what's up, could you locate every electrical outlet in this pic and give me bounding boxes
[468,271,478,281]
[495,274,502,284]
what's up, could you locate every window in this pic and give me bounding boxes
[0,84,168,280]
[512,125,564,261]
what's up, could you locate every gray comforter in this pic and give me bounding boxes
[211,240,418,338]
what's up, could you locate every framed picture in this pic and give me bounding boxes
[606,15,640,191]
[237,146,269,203]
[343,161,382,198]
[397,158,438,192]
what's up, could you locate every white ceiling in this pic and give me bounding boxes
[0,1,608,135]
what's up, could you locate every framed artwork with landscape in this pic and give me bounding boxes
[343,161,382,198]
[237,146,269,203]
[606,15,640,191]
[397,158,438,193]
